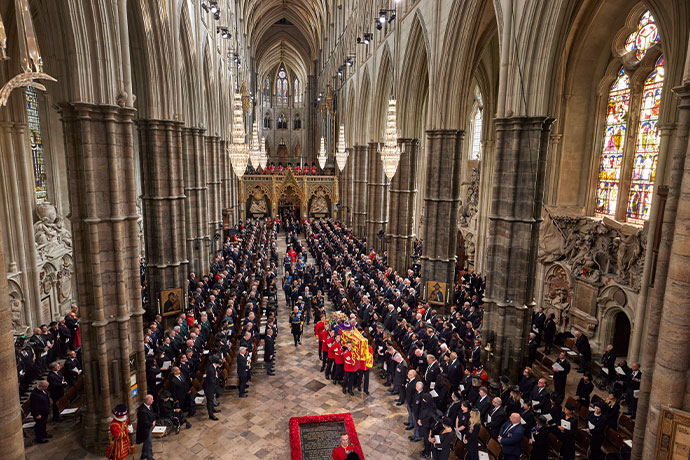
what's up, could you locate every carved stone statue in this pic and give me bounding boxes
[249,190,268,214]
[459,168,480,227]
[10,294,23,330]
[58,259,73,303]
[538,207,646,290]
[34,202,72,260]
[311,191,329,214]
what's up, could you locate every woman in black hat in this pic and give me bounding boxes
[529,415,549,459]
[557,403,578,460]
[431,416,454,460]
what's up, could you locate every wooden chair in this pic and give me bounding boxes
[479,425,491,446]
[601,428,624,458]
[548,433,562,459]
[618,414,635,437]
[578,405,590,423]
[576,429,591,455]
[521,436,533,456]
[453,440,466,460]
[487,438,502,460]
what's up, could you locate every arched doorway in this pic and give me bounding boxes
[278,186,301,220]
[612,312,631,358]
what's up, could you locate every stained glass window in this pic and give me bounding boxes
[624,11,660,61]
[595,68,630,218]
[627,55,664,225]
[294,79,302,104]
[276,68,288,105]
[25,87,48,204]
[470,108,482,160]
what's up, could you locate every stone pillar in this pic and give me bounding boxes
[0,225,23,459]
[388,138,419,273]
[420,130,463,291]
[366,142,389,253]
[343,147,353,225]
[60,103,146,450]
[352,145,369,238]
[220,139,231,211]
[137,119,189,304]
[482,116,554,381]
[182,127,209,276]
[636,83,690,460]
[205,135,222,253]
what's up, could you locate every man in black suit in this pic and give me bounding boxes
[529,378,550,414]
[203,359,221,420]
[63,350,82,386]
[404,370,419,430]
[527,333,538,367]
[474,387,491,418]
[423,355,440,391]
[574,330,592,373]
[552,351,571,398]
[625,362,642,417]
[470,340,482,368]
[485,397,507,439]
[447,352,462,392]
[30,380,51,443]
[264,328,276,376]
[531,306,546,345]
[136,394,156,460]
[170,366,195,417]
[47,362,67,422]
[237,346,250,397]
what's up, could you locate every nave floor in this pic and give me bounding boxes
[26,236,418,460]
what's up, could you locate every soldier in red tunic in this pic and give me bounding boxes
[331,433,355,460]
[106,404,132,460]
[315,318,327,361]
[342,343,356,395]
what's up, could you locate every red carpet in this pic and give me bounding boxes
[289,412,365,460]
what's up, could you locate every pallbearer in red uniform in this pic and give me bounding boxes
[342,342,356,395]
[325,329,336,379]
[315,318,327,366]
[106,404,132,460]
[332,433,356,460]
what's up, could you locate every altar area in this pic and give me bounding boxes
[240,168,338,220]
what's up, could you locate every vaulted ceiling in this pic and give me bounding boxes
[241,0,329,82]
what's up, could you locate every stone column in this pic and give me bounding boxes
[220,139,231,210]
[482,116,554,380]
[636,83,690,460]
[137,119,189,303]
[205,135,222,253]
[420,130,463,290]
[343,147,353,225]
[352,145,369,238]
[60,103,146,450]
[0,225,23,459]
[182,127,209,276]
[366,142,389,253]
[388,138,419,273]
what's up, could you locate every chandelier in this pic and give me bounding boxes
[335,124,348,171]
[228,90,248,179]
[317,137,327,169]
[249,119,261,168]
[380,98,401,180]
[0,0,57,107]
[259,136,267,169]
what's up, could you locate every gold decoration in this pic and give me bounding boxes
[0,0,57,107]
[228,91,248,179]
[380,98,400,180]
[335,124,347,171]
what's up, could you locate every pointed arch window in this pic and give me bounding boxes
[595,68,630,218]
[624,10,659,61]
[277,68,289,105]
[25,87,48,204]
[294,79,303,104]
[627,55,664,224]
[593,10,664,226]
[469,89,483,161]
